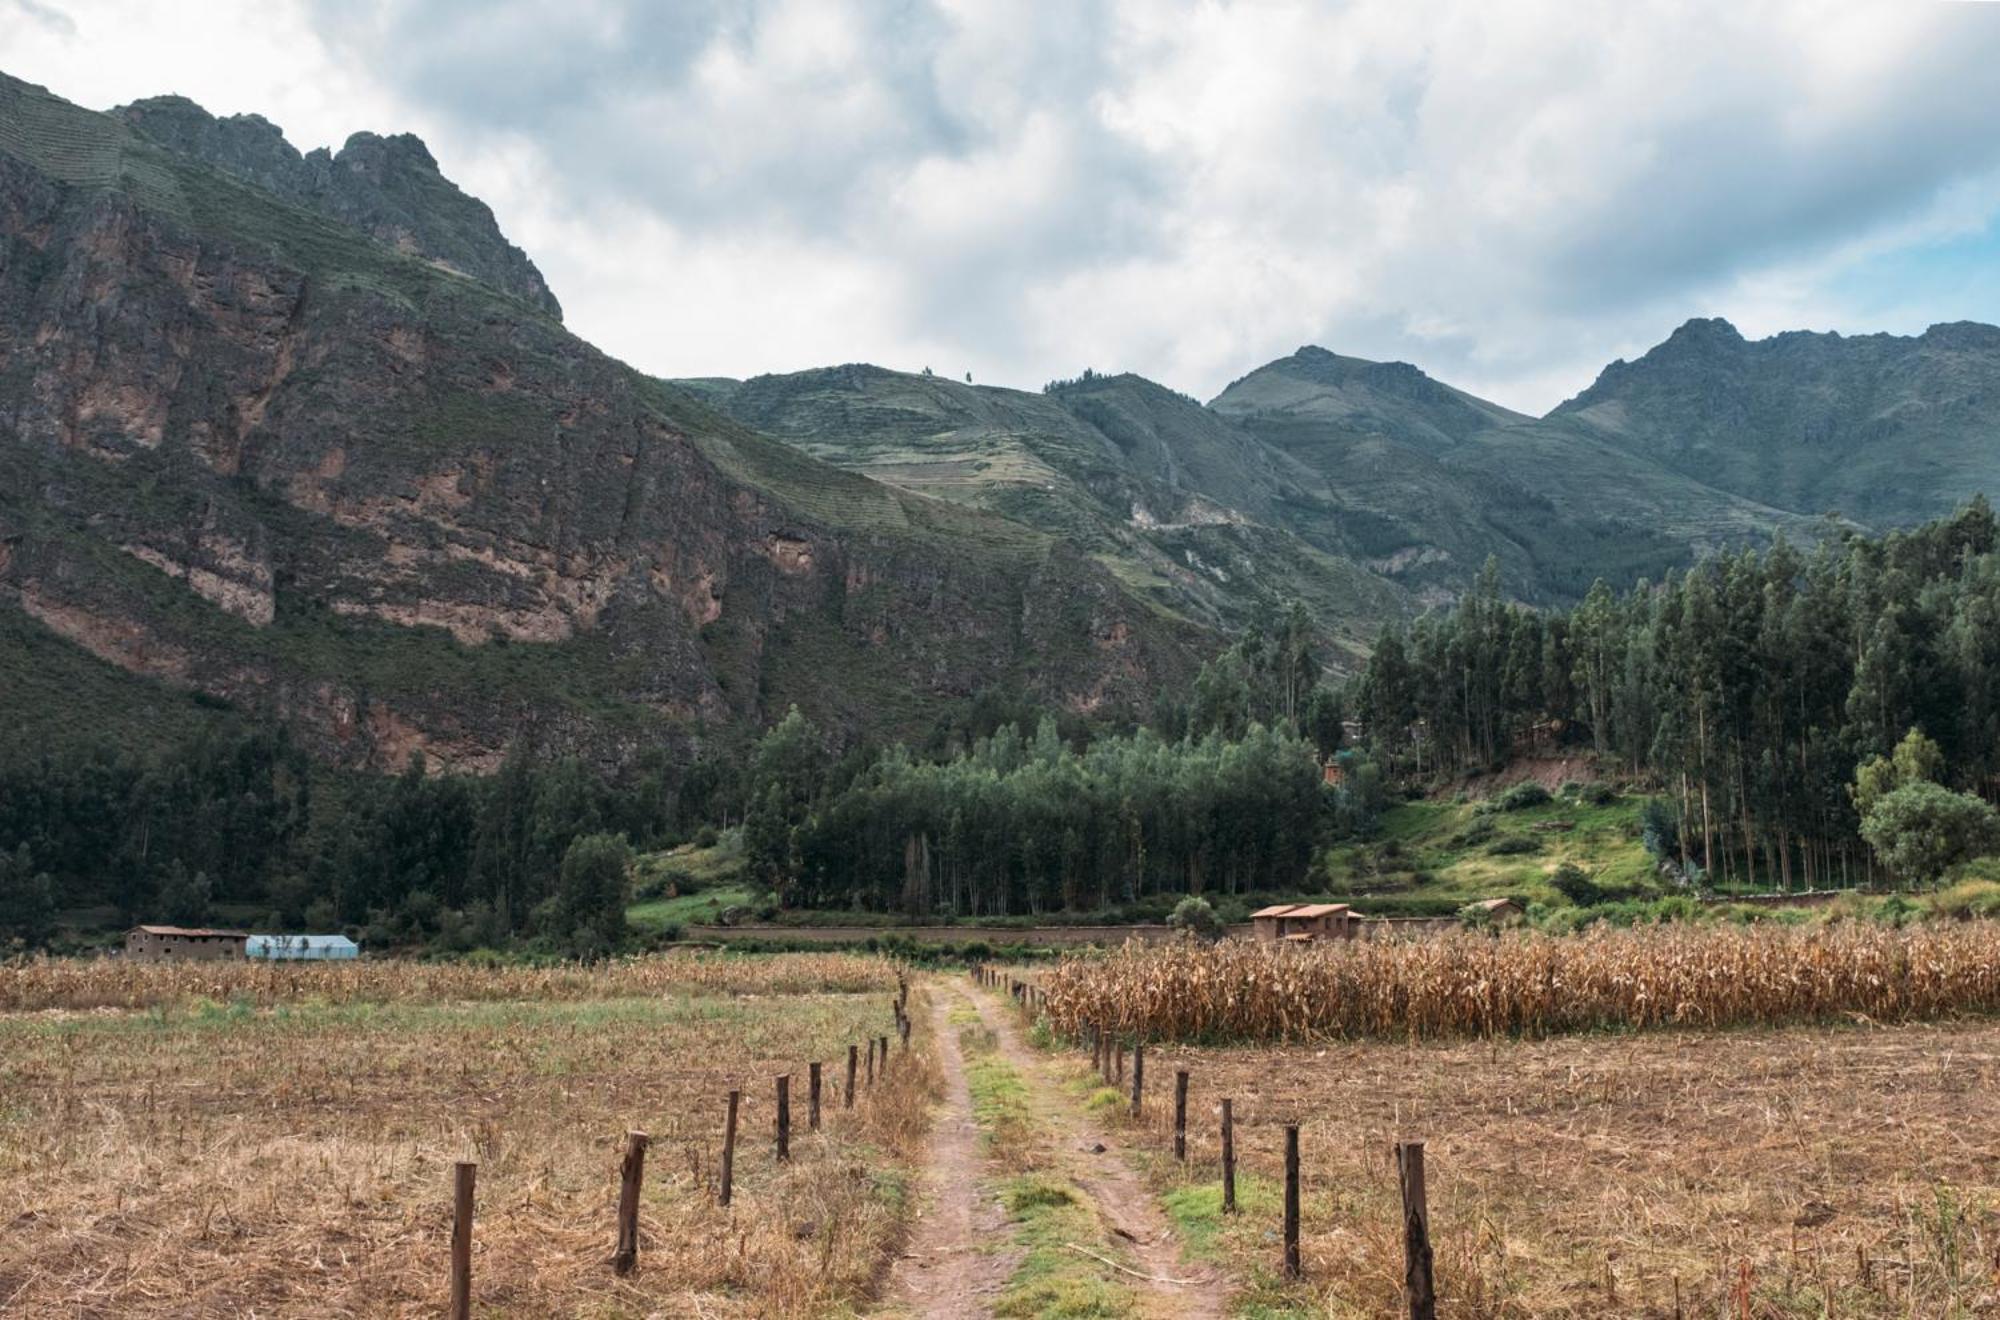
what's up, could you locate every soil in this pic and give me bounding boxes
[880,992,1017,1317]
[966,986,1231,1319]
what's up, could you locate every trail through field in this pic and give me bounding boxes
[965,984,1231,1320]
[880,991,1016,1317]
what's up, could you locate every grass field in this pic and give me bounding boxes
[0,953,929,1317]
[1322,791,1655,910]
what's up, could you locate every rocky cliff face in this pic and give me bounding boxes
[0,73,1201,769]
[115,94,563,320]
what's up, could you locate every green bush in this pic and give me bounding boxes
[1168,895,1224,940]
[1486,834,1541,856]
[693,825,720,849]
[1451,818,1498,849]
[1550,862,1605,906]
[1499,782,1552,811]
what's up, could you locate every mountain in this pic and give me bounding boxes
[686,364,1409,665]
[1211,344,1824,602]
[0,72,1203,768]
[115,94,563,320]
[1551,317,2000,527]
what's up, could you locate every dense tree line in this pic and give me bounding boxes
[1352,501,2000,888]
[0,729,683,952]
[737,603,1358,917]
[746,711,1328,916]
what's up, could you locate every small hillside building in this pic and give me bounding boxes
[124,926,249,962]
[1250,903,1361,943]
[245,934,360,961]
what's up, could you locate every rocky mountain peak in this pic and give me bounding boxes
[114,93,562,320]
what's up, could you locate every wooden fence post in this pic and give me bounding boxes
[866,1037,876,1086]
[900,1013,911,1046]
[776,1074,791,1161]
[1174,1070,1189,1161]
[719,1090,739,1206]
[809,1062,822,1132]
[450,1160,475,1320]
[1115,1039,1125,1086]
[1284,1126,1301,1280]
[878,1034,890,1071]
[1129,1043,1144,1118]
[1396,1140,1436,1320]
[1221,1099,1236,1213]
[846,1044,858,1108]
[612,1130,648,1275]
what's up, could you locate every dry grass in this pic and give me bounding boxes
[1089,1019,2000,1317]
[0,954,935,1317]
[1039,924,2000,1043]
[0,950,898,1012]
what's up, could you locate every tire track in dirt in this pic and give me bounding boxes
[880,990,1015,1317]
[966,986,1231,1319]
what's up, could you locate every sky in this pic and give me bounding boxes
[7,0,2000,414]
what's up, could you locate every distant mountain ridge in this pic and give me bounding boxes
[8,68,2000,773]
[1552,316,2000,527]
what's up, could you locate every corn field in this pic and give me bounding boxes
[0,950,897,1012]
[1039,924,2000,1042]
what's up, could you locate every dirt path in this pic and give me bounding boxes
[966,986,1231,1319]
[880,992,1015,1317]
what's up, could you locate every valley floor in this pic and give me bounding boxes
[5,955,1998,1317]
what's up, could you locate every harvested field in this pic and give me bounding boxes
[0,953,930,1317]
[1040,923,2000,1042]
[1082,1017,2000,1317]
[0,949,898,1012]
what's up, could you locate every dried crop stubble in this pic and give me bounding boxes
[0,956,933,1317]
[1106,1020,2000,1317]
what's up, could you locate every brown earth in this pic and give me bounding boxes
[966,983,1230,1318]
[880,992,1017,1316]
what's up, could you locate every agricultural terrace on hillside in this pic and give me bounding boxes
[0,953,928,1317]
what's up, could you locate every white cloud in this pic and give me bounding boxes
[9,0,2000,411]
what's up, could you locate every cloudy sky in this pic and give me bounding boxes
[7,0,2000,412]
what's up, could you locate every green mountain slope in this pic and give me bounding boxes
[1212,345,1822,602]
[0,72,1206,766]
[1551,317,2000,527]
[690,364,1411,664]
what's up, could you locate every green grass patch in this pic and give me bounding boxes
[627,884,764,931]
[963,1030,1038,1158]
[994,1174,1143,1319]
[1322,793,1651,909]
[1161,1176,1318,1318]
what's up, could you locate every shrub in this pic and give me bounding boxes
[1927,879,2000,921]
[1860,781,2000,887]
[693,825,720,849]
[1451,819,1498,849]
[1499,782,1552,811]
[1168,895,1225,940]
[1551,862,1605,906]
[1486,835,1542,856]
[1583,782,1619,806]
